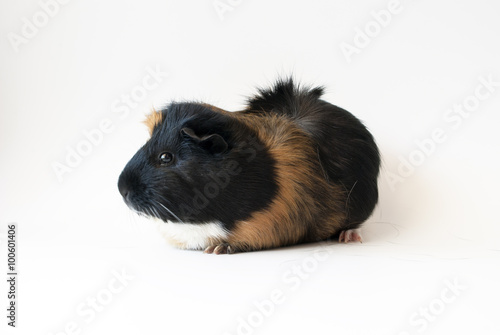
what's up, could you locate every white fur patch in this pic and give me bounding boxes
[156,221,229,250]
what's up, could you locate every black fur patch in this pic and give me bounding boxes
[118,103,278,230]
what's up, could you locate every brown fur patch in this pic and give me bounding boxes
[227,114,346,252]
[143,108,163,136]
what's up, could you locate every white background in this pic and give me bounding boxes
[1,0,500,334]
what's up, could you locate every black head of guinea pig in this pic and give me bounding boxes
[118,78,380,254]
[117,102,278,228]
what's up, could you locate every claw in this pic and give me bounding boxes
[338,229,362,243]
[204,245,217,254]
[204,243,234,254]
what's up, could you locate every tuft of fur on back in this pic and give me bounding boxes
[247,78,324,118]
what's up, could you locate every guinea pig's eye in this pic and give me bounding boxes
[158,152,174,166]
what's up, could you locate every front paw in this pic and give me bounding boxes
[204,243,235,254]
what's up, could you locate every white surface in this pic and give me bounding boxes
[1,0,500,334]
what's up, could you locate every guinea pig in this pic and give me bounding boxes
[118,78,380,254]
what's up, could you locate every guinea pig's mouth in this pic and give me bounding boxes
[118,171,184,222]
[121,192,183,223]
[118,177,154,217]
[122,198,146,216]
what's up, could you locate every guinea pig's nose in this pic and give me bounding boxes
[118,184,130,201]
[118,174,131,202]
[120,187,130,201]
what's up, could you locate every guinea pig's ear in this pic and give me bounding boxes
[181,128,228,154]
[199,134,228,154]
[180,127,199,140]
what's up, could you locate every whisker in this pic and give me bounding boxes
[129,210,145,233]
[155,200,184,223]
[151,206,161,220]
[145,206,154,217]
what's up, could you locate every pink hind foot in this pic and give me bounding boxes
[339,229,363,243]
